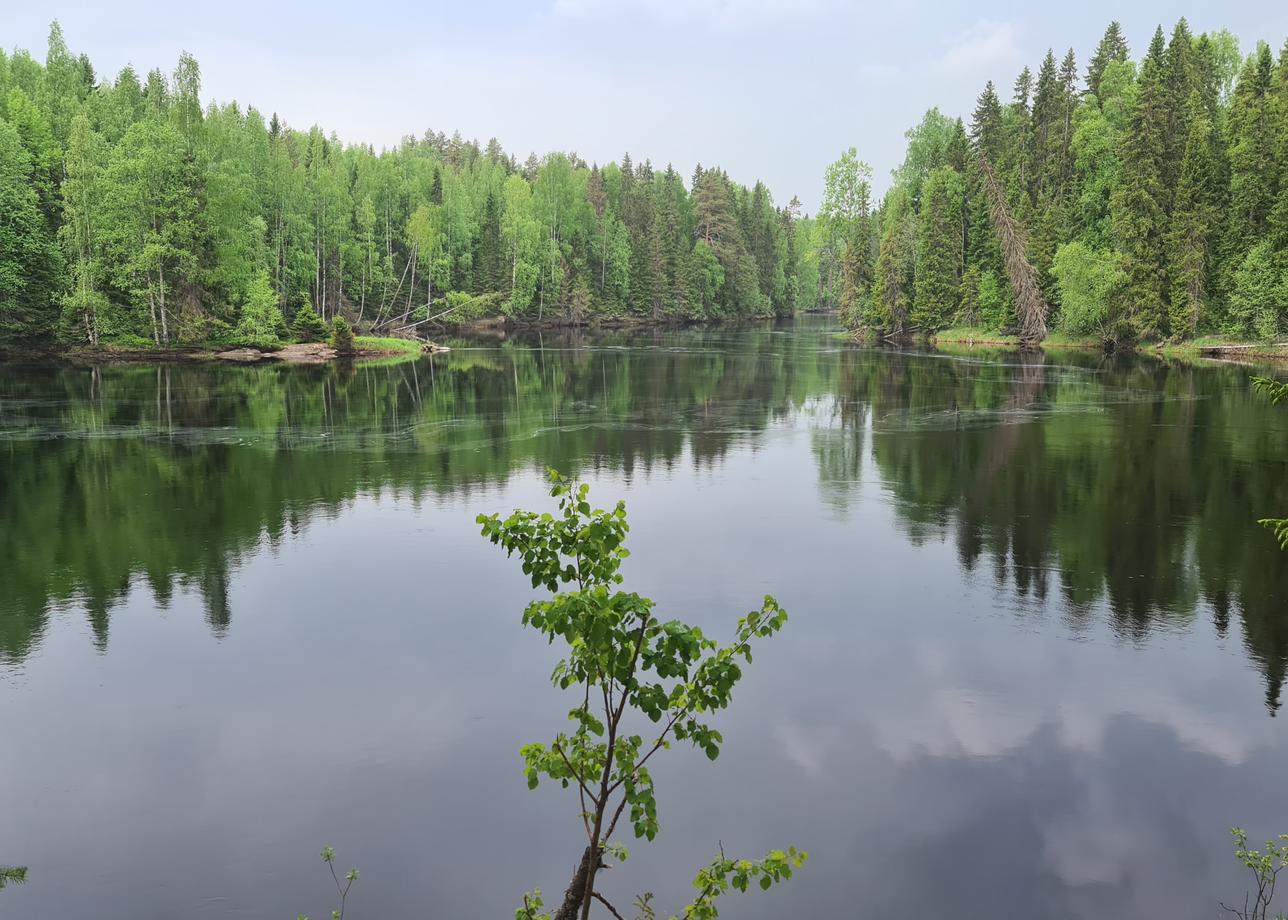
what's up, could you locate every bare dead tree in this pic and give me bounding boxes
[977,154,1048,343]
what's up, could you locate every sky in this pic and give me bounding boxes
[7,1,1288,211]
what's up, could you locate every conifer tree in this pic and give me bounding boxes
[1224,43,1278,281]
[0,118,60,345]
[1112,26,1171,339]
[870,191,916,333]
[1166,94,1220,337]
[912,166,965,331]
[1161,18,1197,199]
[1086,22,1130,99]
[290,301,328,342]
[329,315,355,353]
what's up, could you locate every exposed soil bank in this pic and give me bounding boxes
[1,338,447,367]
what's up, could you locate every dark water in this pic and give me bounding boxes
[2,317,1287,920]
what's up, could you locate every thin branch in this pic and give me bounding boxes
[592,892,627,920]
[552,740,593,795]
[602,790,631,843]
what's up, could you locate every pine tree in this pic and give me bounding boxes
[1112,26,1171,339]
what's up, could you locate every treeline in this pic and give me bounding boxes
[825,20,1288,343]
[0,23,813,350]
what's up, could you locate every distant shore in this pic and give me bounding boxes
[839,326,1288,363]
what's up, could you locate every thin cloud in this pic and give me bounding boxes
[552,0,831,29]
[858,62,903,86]
[936,19,1021,75]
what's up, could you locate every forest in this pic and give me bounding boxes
[823,19,1288,344]
[2,19,1288,350]
[0,23,812,351]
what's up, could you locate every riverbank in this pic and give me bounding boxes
[2,336,445,367]
[869,326,1288,363]
[0,314,809,366]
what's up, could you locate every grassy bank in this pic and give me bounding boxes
[352,336,426,355]
[914,326,1288,362]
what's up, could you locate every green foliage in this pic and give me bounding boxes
[235,270,285,347]
[0,865,27,891]
[911,166,964,331]
[478,472,803,920]
[444,289,503,322]
[1222,828,1288,920]
[0,29,808,350]
[297,846,358,920]
[976,269,1010,332]
[833,17,1288,346]
[1252,377,1288,550]
[1050,241,1124,337]
[329,316,355,354]
[677,847,807,920]
[0,116,60,345]
[1228,243,1288,341]
[290,302,328,342]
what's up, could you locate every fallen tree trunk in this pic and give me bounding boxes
[977,154,1048,344]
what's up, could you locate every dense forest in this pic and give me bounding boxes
[824,19,1288,344]
[3,19,1288,350]
[0,23,813,350]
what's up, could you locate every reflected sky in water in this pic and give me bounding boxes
[1,318,1286,919]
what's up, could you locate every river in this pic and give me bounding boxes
[1,317,1286,919]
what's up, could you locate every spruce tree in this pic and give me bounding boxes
[1031,51,1060,200]
[290,301,328,342]
[329,315,355,354]
[1162,18,1198,198]
[0,118,60,345]
[1223,43,1277,288]
[1112,26,1171,339]
[1166,94,1219,338]
[970,82,1005,162]
[870,190,916,333]
[1086,22,1130,99]
[912,166,965,331]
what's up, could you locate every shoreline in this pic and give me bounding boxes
[0,313,815,366]
[0,337,443,367]
[845,327,1288,363]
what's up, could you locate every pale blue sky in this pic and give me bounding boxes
[8,1,1288,210]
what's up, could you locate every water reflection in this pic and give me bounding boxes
[819,347,1288,712]
[1,320,1287,920]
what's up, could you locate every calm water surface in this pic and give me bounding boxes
[2,318,1287,920]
